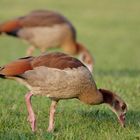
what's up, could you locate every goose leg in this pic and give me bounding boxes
[47,100,58,132]
[40,47,47,53]
[26,46,35,56]
[25,92,36,132]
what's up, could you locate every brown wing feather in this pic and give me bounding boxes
[0,52,85,77]
[20,9,70,27]
[0,56,34,76]
[31,52,85,70]
[0,9,75,36]
[0,9,67,32]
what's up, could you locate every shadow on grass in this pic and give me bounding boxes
[96,69,140,77]
[0,131,36,140]
[0,109,139,139]
[0,130,55,140]
[77,109,140,129]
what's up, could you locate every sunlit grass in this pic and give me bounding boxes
[0,0,140,139]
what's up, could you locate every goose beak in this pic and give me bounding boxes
[118,112,126,127]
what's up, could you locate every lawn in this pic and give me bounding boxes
[0,0,140,139]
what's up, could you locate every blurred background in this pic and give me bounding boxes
[0,0,140,139]
[0,0,139,69]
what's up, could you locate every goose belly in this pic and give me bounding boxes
[18,24,72,48]
[22,66,93,100]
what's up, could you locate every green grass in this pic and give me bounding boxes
[0,0,140,139]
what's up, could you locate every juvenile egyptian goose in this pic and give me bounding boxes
[0,9,94,72]
[0,52,127,132]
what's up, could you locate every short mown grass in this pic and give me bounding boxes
[0,0,140,139]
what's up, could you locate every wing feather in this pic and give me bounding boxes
[0,56,34,76]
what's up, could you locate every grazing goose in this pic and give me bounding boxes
[0,52,127,132]
[0,9,94,72]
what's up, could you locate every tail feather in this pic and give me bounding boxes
[0,20,21,35]
[0,27,1,34]
[0,74,5,79]
[0,67,5,78]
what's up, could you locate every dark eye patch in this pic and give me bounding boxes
[121,104,126,110]
[114,100,120,110]
[115,100,119,104]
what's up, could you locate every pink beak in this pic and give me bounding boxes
[119,113,126,127]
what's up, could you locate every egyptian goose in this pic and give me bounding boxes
[0,52,127,132]
[0,9,94,72]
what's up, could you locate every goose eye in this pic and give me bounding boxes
[121,104,126,110]
[113,100,120,110]
[115,100,119,104]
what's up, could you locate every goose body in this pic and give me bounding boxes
[0,52,127,132]
[20,66,93,98]
[0,10,94,72]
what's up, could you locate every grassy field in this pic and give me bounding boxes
[0,0,140,139]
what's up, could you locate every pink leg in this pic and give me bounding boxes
[26,46,35,56]
[41,47,47,53]
[25,92,36,132]
[47,100,58,132]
